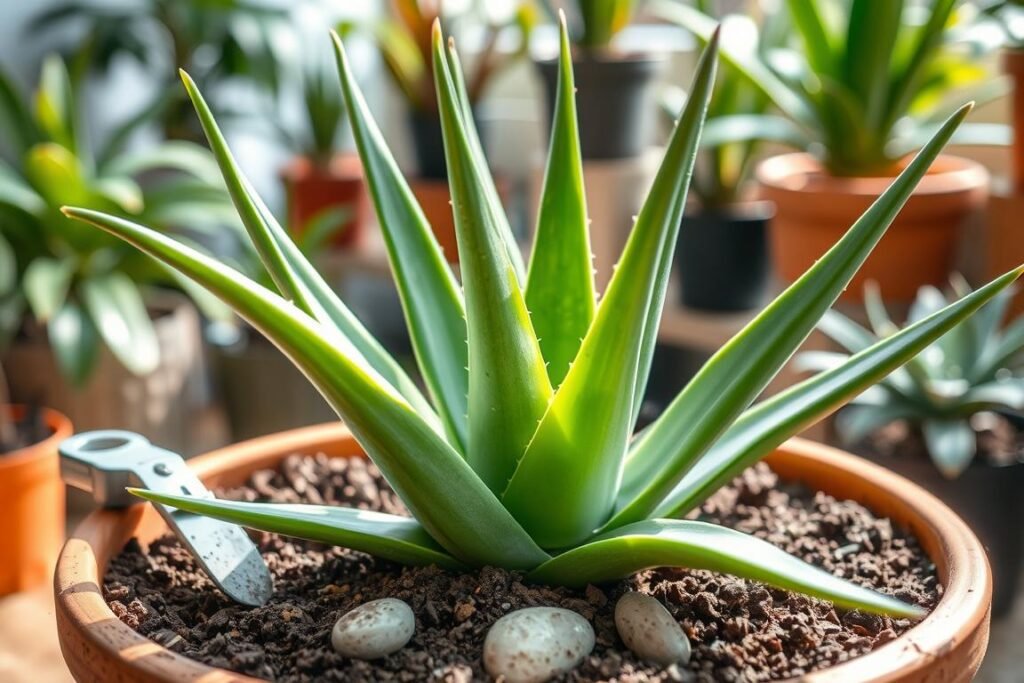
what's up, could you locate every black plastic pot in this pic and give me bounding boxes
[409,109,488,181]
[675,202,773,312]
[536,52,664,161]
[855,421,1024,619]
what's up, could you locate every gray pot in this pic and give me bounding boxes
[536,52,665,161]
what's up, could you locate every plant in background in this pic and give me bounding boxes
[799,279,1024,478]
[661,1,802,208]
[540,0,639,49]
[29,0,295,141]
[655,0,1005,176]
[979,0,1024,48]
[360,0,536,115]
[0,56,236,385]
[65,19,1023,618]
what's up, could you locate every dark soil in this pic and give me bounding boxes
[0,405,51,455]
[104,454,939,682]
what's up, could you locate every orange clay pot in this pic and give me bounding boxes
[54,423,990,682]
[410,179,460,264]
[1003,49,1024,193]
[281,153,370,249]
[1,405,72,595]
[758,153,988,302]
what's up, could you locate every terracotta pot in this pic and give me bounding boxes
[984,191,1024,319]
[2,292,209,455]
[55,425,990,682]
[282,153,370,249]
[758,153,988,302]
[1,405,72,595]
[1003,49,1024,193]
[410,179,460,263]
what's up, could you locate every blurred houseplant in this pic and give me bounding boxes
[657,0,999,301]
[29,0,294,142]
[537,0,664,159]
[0,241,73,596]
[799,279,1024,615]
[0,56,236,449]
[355,1,535,261]
[277,57,369,250]
[661,1,801,311]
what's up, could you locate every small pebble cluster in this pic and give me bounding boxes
[330,591,691,681]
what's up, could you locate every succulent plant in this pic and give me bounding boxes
[540,0,639,49]
[655,0,1005,176]
[64,19,1022,618]
[0,56,237,385]
[800,279,1024,478]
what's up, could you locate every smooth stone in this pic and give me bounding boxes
[331,598,415,660]
[483,606,595,683]
[614,592,691,666]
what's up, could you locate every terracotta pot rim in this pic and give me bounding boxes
[54,424,990,683]
[756,152,988,199]
[280,153,363,183]
[0,405,72,470]
[1002,47,1024,72]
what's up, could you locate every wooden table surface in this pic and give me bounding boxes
[0,585,73,683]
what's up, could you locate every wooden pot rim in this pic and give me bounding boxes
[54,424,990,683]
[756,152,988,200]
[0,405,72,471]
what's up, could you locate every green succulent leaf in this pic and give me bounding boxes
[528,519,924,618]
[0,159,45,216]
[432,24,553,492]
[80,272,160,376]
[48,300,99,387]
[648,266,1023,519]
[0,66,41,158]
[34,55,78,157]
[333,31,470,452]
[179,69,438,430]
[102,140,224,186]
[923,418,975,479]
[525,17,594,388]
[127,488,464,570]
[23,256,74,322]
[61,207,548,570]
[611,104,974,530]
[501,29,719,548]
[24,142,89,207]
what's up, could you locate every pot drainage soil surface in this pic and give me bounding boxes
[104,453,939,682]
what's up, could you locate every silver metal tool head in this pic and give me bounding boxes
[60,430,274,607]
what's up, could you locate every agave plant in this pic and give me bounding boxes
[0,56,236,385]
[64,19,1023,618]
[654,0,1005,176]
[540,0,639,49]
[799,279,1024,479]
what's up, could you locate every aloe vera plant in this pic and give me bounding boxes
[800,279,1024,479]
[541,0,638,49]
[64,19,1023,619]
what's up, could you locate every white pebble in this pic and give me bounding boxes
[483,607,595,683]
[331,598,415,660]
[614,592,691,665]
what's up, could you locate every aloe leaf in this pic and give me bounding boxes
[128,488,463,570]
[62,207,549,569]
[444,41,526,285]
[332,32,469,453]
[652,0,815,130]
[529,520,923,618]
[80,272,160,376]
[431,24,553,492]
[102,140,223,186]
[179,70,438,432]
[0,67,40,158]
[501,31,719,548]
[610,105,974,529]
[646,266,1023,519]
[785,0,836,77]
[34,55,78,157]
[525,17,594,387]
[844,0,902,132]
